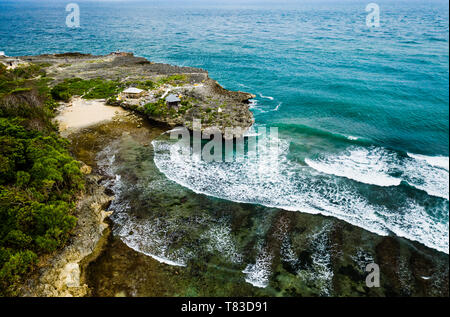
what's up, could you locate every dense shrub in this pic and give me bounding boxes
[124,80,155,90]
[143,98,169,116]
[0,64,83,296]
[51,78,121,101]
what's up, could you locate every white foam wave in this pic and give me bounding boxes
[96,143,193,267]
[305,147,402,187]
[248,99,268,113]
[272,102,282,111]
[306,146,449,200]
[402,156,449,200]
[258,93,274,100]
[242,245,273,288]
[298,224,334,296]
[152,134,449,254]
[248,99,257,108]
[280,237,298,267]
[351,249,375,272]
[242,124,261,137]
[407,153,449,171]
[113,212,191,267]
[202,222,243,264]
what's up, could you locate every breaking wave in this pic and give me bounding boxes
[152,134,449,254]
[407,153,449,171]
[305,146,449,200]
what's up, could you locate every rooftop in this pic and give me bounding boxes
[123,87,144,94]
[166,94,181,103]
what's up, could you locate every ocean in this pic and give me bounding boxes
[1,0,449,279]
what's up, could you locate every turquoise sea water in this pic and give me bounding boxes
[1,0,449,255]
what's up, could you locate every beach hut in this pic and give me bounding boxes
[166,94,181,108]
[122,87,144,99]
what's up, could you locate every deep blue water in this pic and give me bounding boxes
[1,0,449,253]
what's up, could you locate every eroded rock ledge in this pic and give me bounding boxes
[14,52,256,296]
[19,174,113,297]
[19,52,255,137]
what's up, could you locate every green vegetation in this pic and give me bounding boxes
[50,77,174,103]
[178,98,195,114]
[142,94,195,117]
[51,78,122,102]
[0,64,46,96]
[0,63,83,296]
[143,98,170,117]
[36,63,52,68]
[157,74,188,86]
[125,80,155,90]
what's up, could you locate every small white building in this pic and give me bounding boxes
[166,94,181,108]
[122,87,145,99]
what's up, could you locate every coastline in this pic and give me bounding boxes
[15,52,256,137]
[18,101,163,296]
[18,105,138,296]
[10,53,449,297]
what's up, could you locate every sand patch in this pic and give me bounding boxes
[55,97,127,135]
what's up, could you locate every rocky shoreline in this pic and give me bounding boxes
[16,52,255,137]
[18,108,153,297]
[11,50,257,296]
[19,174,113,297]
[11,52,449,297]
[15,51,243,296]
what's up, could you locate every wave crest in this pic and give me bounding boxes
[152,136,449,254]
[306,146,449,200]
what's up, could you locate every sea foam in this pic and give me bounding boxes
[305,146,449,200]
[153,134,449,254]
[407,153,449,171]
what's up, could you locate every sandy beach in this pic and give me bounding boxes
[55,97,127,135]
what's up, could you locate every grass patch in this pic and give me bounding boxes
[143,99,168,117]
[157,74,188,86]
[178,98,195,114]
[36,62,52,68]
[51,78,122,101]
[125,80,155,90]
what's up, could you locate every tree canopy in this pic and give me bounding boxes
[0,63,83,296]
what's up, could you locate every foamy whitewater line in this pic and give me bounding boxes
[304,157,402,187]
[97,143,190,268]
[114,210,192,267]
[152,139,449,254]
[407,153,449,171]
[203,222,243,264]
[303,224,334,296]
[306,147,449,200]
[248,99,268,113]
[272,102,282,111]
[258,93,274,100]
[123,241,187,267]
